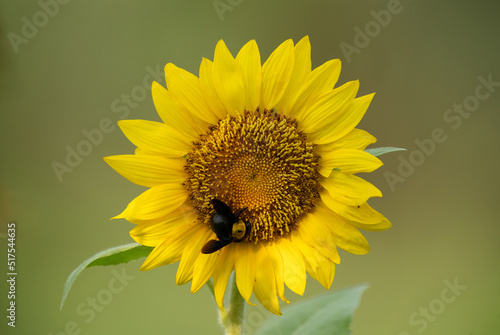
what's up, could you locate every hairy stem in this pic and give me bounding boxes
[220,275,245,335]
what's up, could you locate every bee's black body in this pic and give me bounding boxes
[201,199,251,254]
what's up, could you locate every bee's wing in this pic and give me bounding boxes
[211,199,237,221]
[201,238,232,254]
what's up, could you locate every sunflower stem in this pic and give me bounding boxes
[221,275,245,335]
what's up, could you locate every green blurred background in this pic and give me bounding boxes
[1,0,499,334]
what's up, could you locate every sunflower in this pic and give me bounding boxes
[104,37,391,315]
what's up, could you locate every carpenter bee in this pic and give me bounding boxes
[201,199,251,254]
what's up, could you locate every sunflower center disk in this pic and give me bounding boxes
[184,109,321,242]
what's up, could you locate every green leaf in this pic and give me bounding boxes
[365,146,406,157]
[255,284,368,335]
[60,243,153,310]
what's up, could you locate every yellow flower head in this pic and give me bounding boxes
[104,37,391,315]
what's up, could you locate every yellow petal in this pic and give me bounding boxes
[114,183,187,223]
[290,59,342,118]
[278,238,306,295]
[297,80,359,133]
[292,231,335,289]
[212,40,246,116]
[130,207,197,247]
[130,221,173,247]
[236,40,262,111]
[321,170,382,206]
[254,245,281,315]
[151,81,200,139]
[199,58,227,120]
[352,218,392,231]
[297,213,340,264]
[308,255,336,290]
[140,220,198,271]
[265,243,289,303]
[314,203,370,255]
[319,148,383,177]
[309,93,375,145]
[191,242,221,293]
[320,191,385,224]
[261,39,295,110]
[276,36,311,115]
[212,246,234,309]
[315,129,376,157]
[104,155,186,187]
[176,226,213,285]
[118,119,190,157]
[233,242,256,304]
[165,63,219,124]
[332,225,370,255]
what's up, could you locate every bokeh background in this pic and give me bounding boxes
[1,0,499,334]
